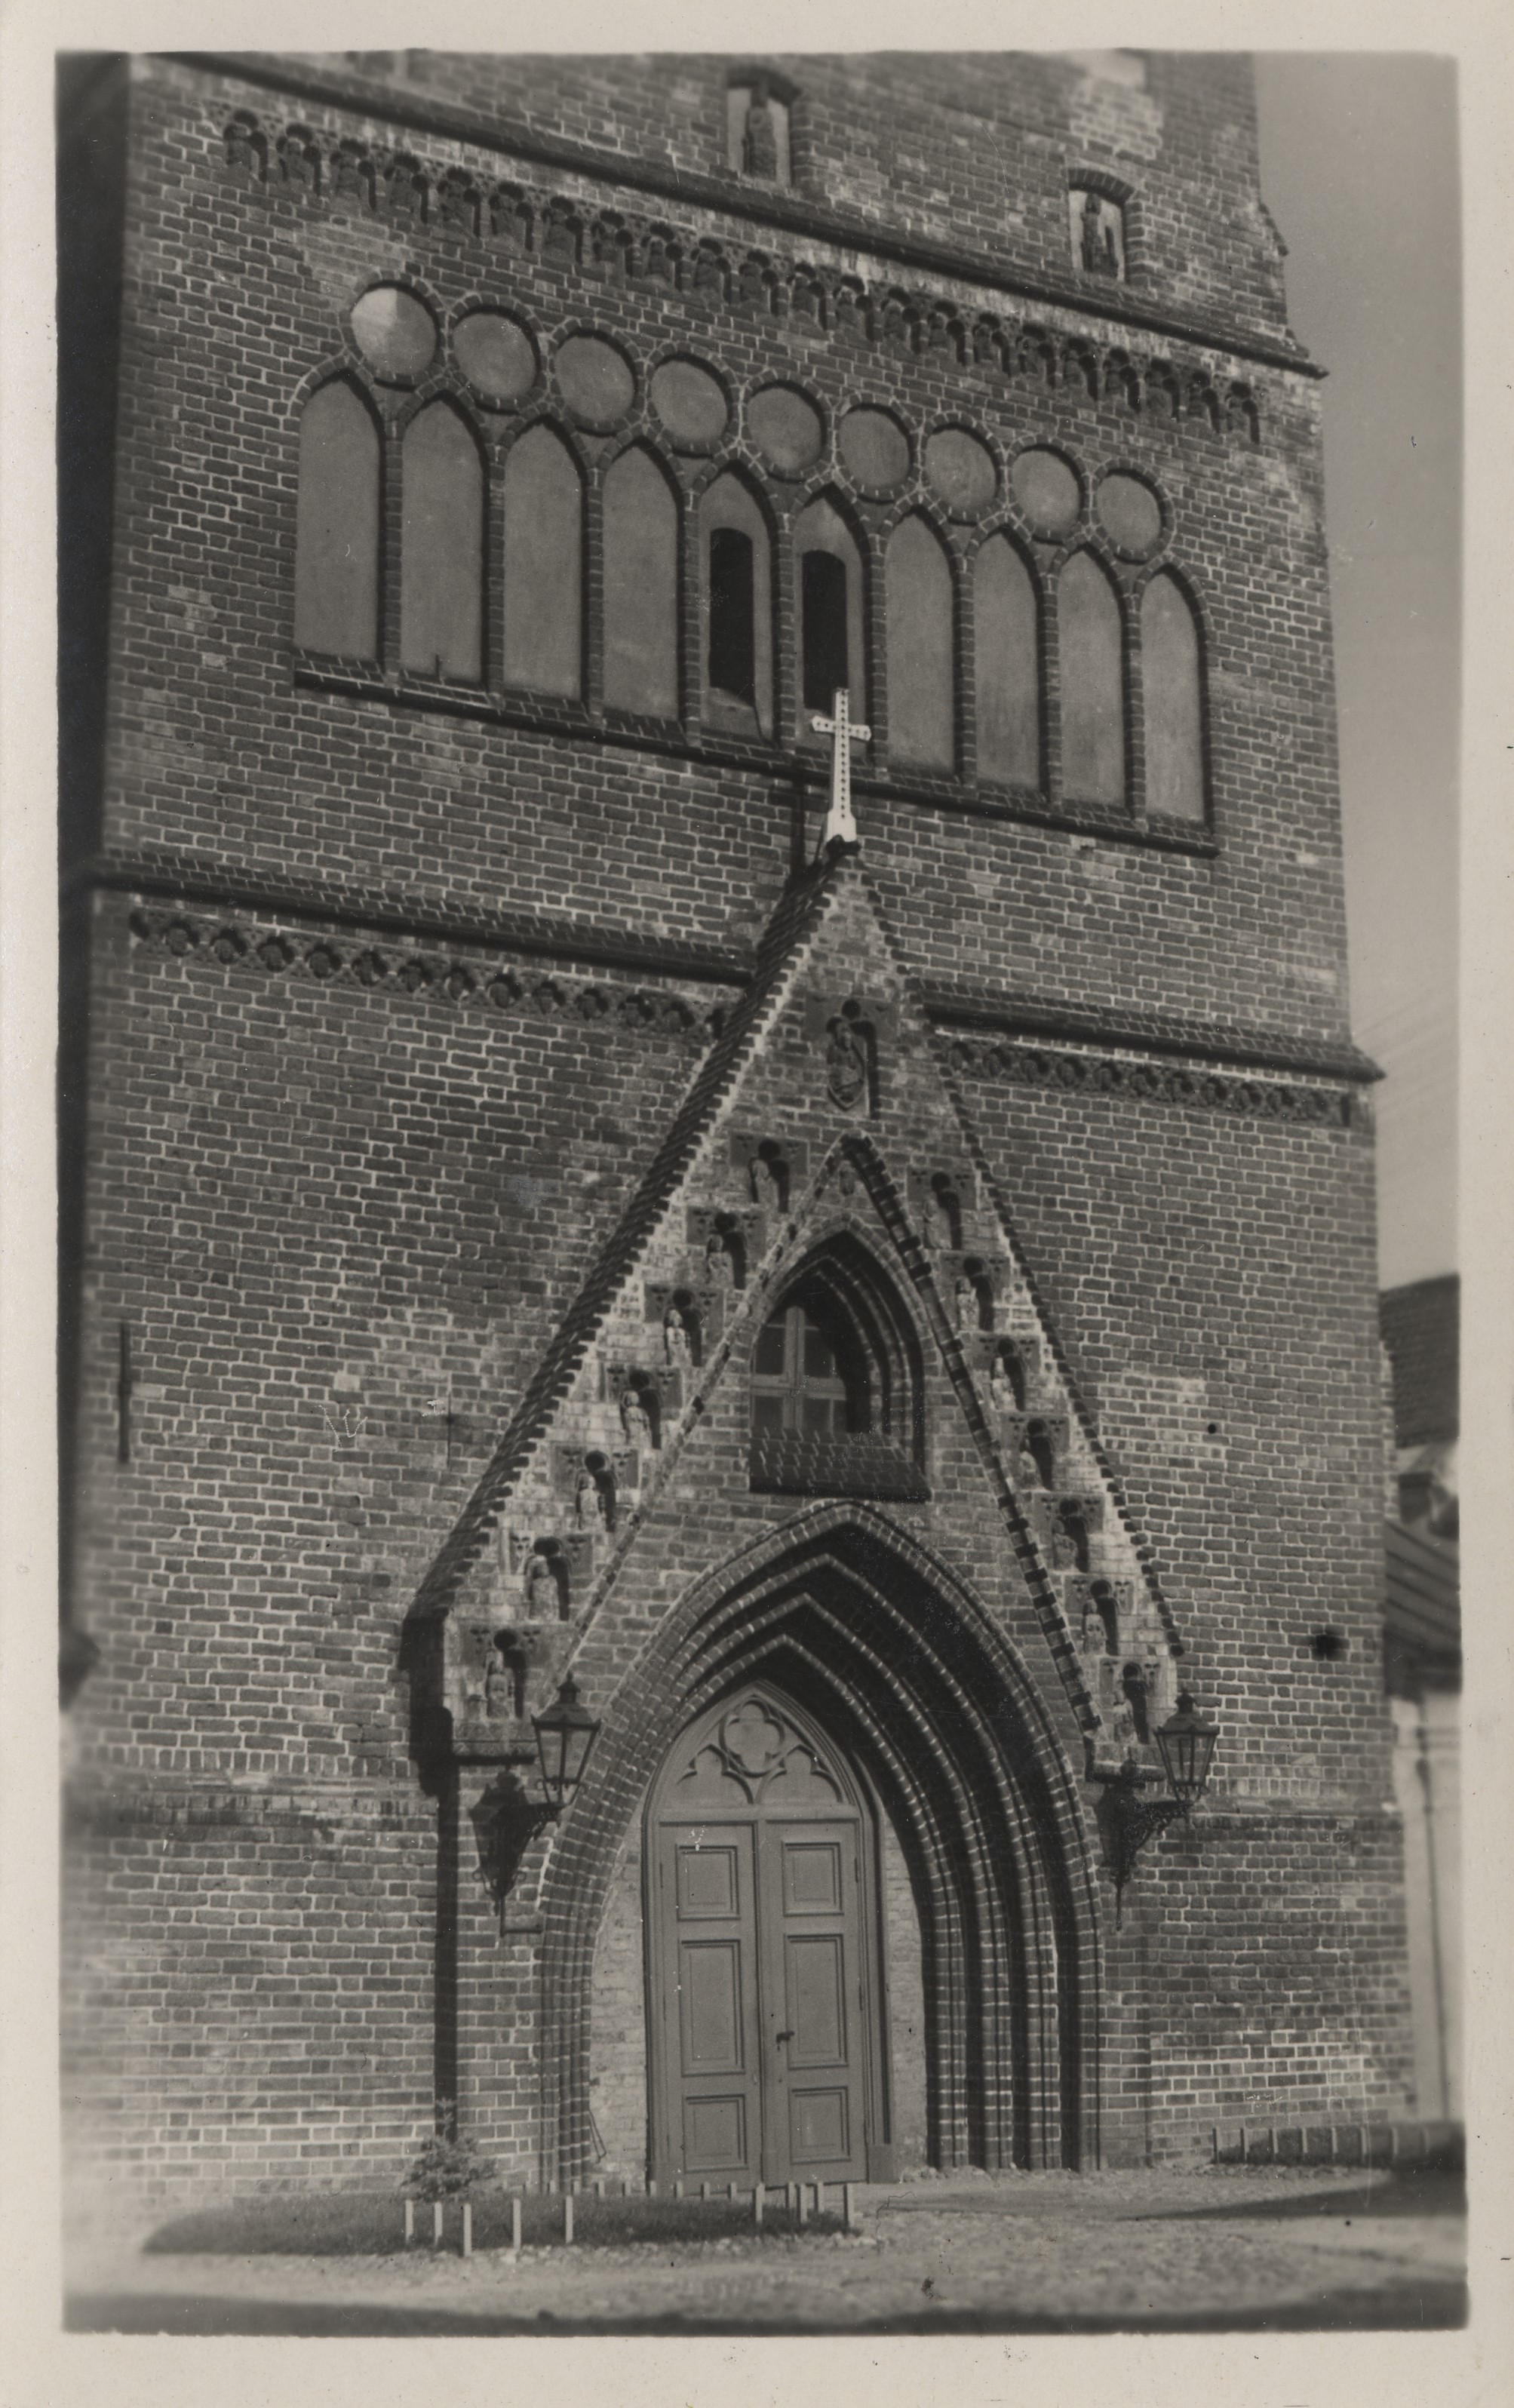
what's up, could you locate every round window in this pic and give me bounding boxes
[1095,472,1164,557]
[350,285,437,379]
[1011,447,1081,535]
[747,385,825,475]
[453,311,536,404]
[839,407,911,490]
[650,358,729,450]
[924,427,997,514]
[554,333,636,426]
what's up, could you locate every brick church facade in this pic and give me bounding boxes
[59,50,1414,2204]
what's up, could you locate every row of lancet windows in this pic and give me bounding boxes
[295,376,1208,818]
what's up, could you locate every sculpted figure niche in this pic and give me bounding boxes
[825,1010,870,1112]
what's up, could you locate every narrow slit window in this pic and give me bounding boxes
[885,515,954,771]
[1058,551,1126,806]
[502,422,583,699]
[293,378,379,659]
[802,552,849,711]
[974,536,1041,788]
[708,527,756,705]
[603,444,680,720]
[1141,572,1206,819]
[401,401,484,681]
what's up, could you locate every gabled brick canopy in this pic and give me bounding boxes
[404,847,1187,1782]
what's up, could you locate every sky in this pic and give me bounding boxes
[1253,56,1461,1292]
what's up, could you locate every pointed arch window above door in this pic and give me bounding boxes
[749,1248,928,1500]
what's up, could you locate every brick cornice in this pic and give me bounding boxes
[70,849,1380,1087]
[165,50,1324,379]
[923,983,1381,1085]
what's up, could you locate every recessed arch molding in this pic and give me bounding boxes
[539,1503,1103,2186]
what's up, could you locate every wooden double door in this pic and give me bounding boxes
[647,1691,882,2187]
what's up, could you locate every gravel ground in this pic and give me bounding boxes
[64,2165,1467,2336]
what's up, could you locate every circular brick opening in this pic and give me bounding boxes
[453,310,537,404]
[554,333,636,427]
[650,358,729,450]
[350,285,437,379]
[747,383,824,475]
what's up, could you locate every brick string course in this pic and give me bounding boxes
[59,51,1412,2209]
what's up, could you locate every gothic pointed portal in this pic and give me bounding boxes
[548,1510,1101,2181]
[403,847,1190,2179]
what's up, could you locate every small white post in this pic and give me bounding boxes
[511,2195,523,2251]
[843,2182,856,2234]
[462,2200,472,2259]
[404,2198,415,2243]
[754,2181,764,2226]
[432,2201,444,2247]
[564,2192,574,2245]
[701,2180,710,2202]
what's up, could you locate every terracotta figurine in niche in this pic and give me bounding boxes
[953,1274,977,1334]
[664,1304,693,1367]
[704,1233,734,1288]
[1082,1602,1110,1655]
[749,1153,780,1211]
[1081,189,1120,277]
[573,1464,606,1530]
[619,1387,653,1449]
[825,1015,869,1113]
[988,1353,1015,1416]
[920,1190,945,1252]
[524,1550,560,1618]
[742,85,779,180]
[484,1651,511,1719]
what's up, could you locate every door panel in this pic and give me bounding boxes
[659,1822,762,2182]
[762,1820,868,2182]
[785,1932,847,2065]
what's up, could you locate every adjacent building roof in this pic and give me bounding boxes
[1380,1274,1459,1450]
[1383,1519,1460,1695]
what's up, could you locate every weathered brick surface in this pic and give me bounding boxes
[59,50,1411,2209]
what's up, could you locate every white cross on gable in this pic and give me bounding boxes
[810,686,871,850]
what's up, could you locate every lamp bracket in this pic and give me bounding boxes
[1088,1759,1190,1924]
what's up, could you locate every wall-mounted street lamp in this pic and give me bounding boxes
[530,1675,601,1814]
[1091,1691,1219,1923]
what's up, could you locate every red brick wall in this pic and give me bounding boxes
[59,50,1411,2207]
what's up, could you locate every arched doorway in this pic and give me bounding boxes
[540,1507,1102,2190]
[646,1685,890,2188]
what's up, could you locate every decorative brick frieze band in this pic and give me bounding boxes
[203,100,1275,446]
[947,1034,1358,1129]
[122,901,717,1042]
[181,50,1319,379]
[98,863,1374,1107]
[924,985,1380,1083]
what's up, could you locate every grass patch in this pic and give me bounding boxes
[144,2189,846,2256]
